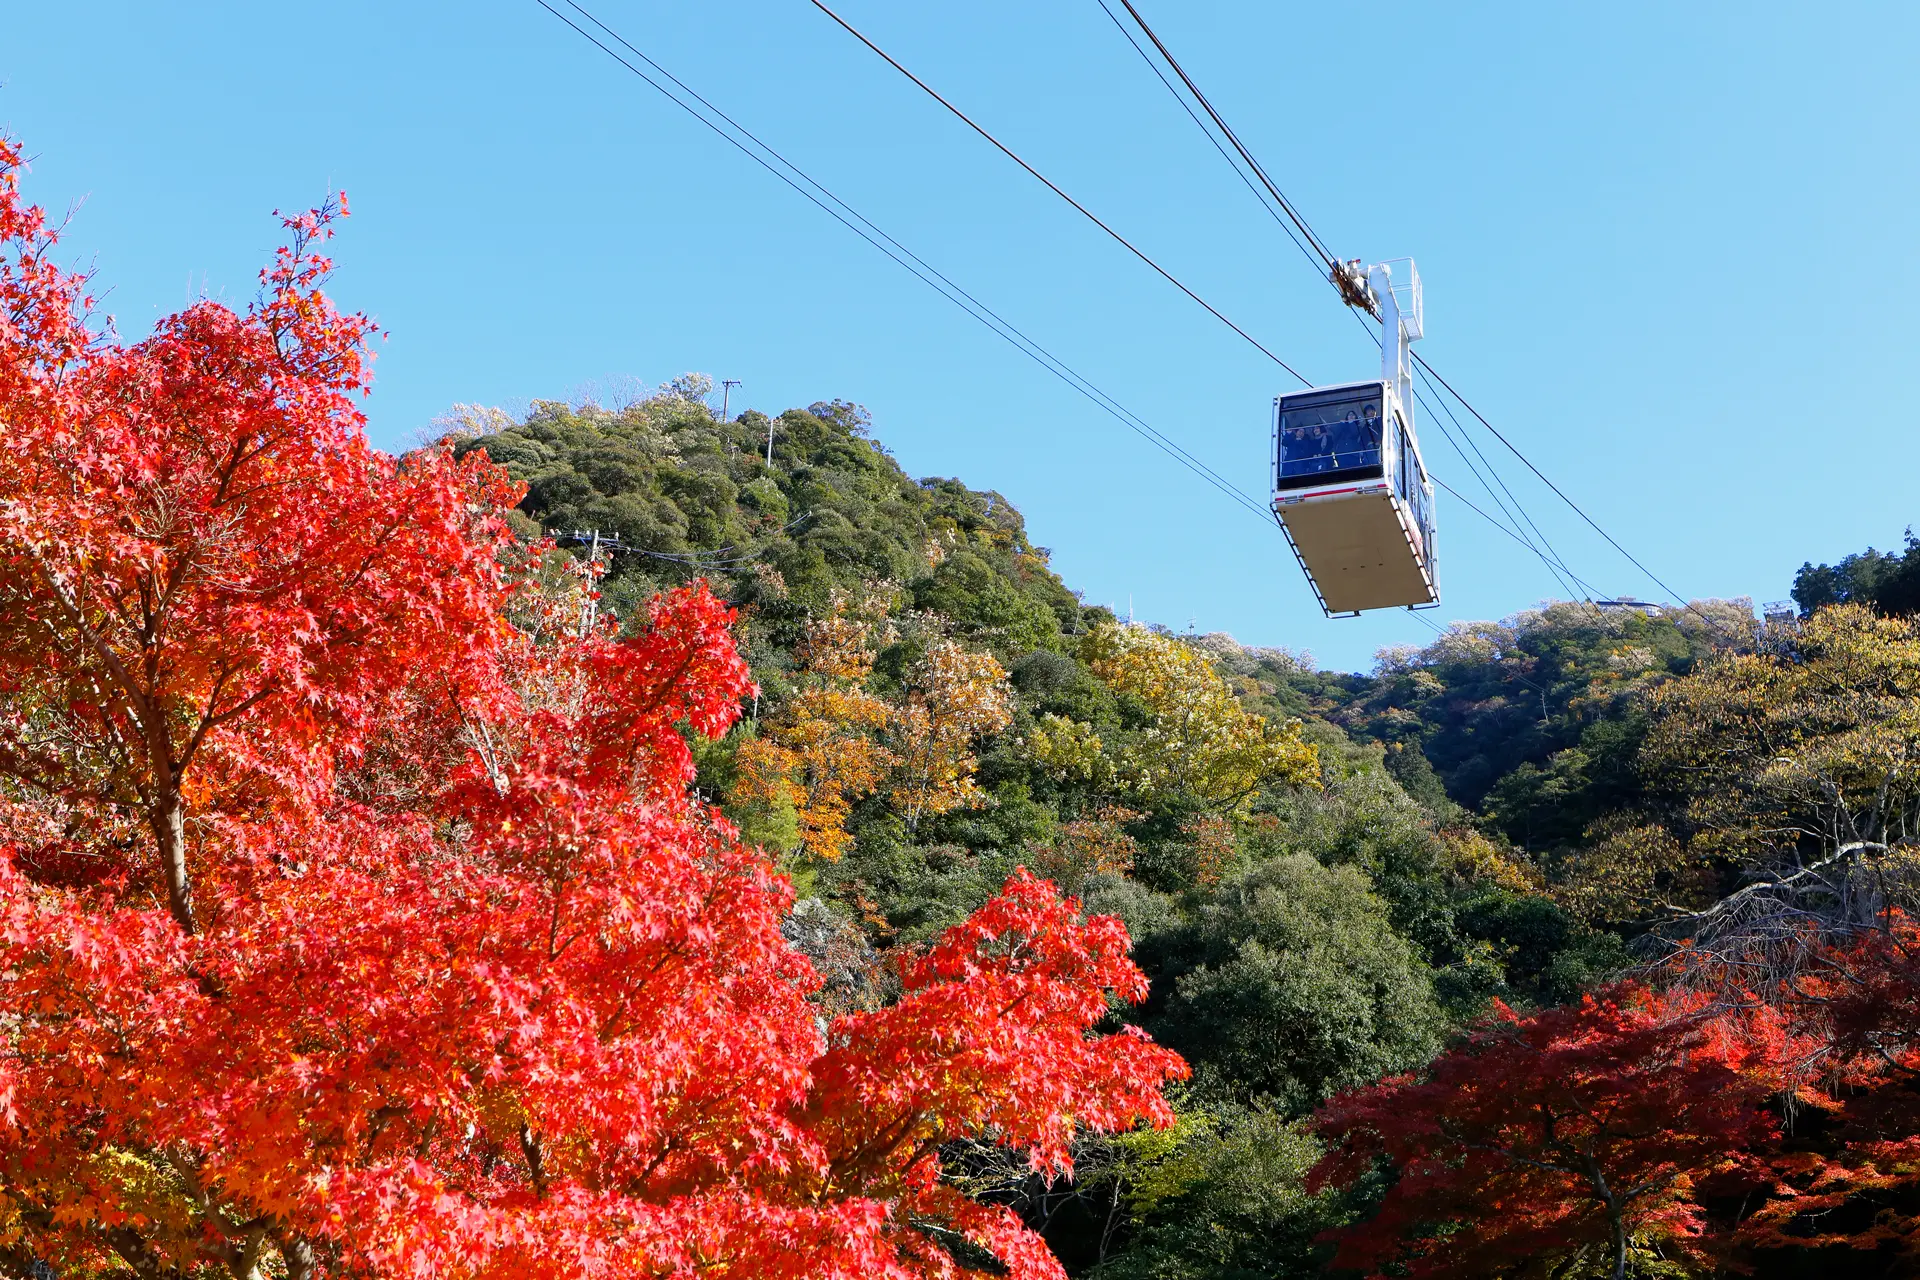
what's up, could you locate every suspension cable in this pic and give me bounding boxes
[1089,0,1326,281]
[1099,0,1743,635]
[537,0,1282,531]
[1107,0,1339,272]
[806,0,1312,387]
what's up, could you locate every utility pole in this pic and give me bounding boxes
[765,417,777,467]
[720,379,741,426]
[583,530,603,637]
[550,528,632,637]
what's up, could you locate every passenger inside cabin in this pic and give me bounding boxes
[1306,424,1335,471]
[1332,409,1361,466]
[1281,424,1308,478]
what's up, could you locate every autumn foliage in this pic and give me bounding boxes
[733,588,901,861]
[0,135,1183,1280]
[1311,987,1780,1278]
[1312,915,1920,1278]
[732,588,1016,859]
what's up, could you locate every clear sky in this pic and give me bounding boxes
[6,1,1915,671]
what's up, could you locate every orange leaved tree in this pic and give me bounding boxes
[733,587,897,860]
[0,135,1183,1280]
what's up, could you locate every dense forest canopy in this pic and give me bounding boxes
[445,383,1920,1278]
[1794,529,1920,617]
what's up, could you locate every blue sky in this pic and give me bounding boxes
[6,1,1915,671]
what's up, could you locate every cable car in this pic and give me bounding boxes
[1272,259,1438,616]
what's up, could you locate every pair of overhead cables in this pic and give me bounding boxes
[804,0,1600,602]
[530,0,1279,532]
[1089,0,1724,629]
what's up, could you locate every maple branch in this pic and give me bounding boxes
[16,545,198,931]
[272,1228,320,1280]
[520,1122,549,1200]
[181,678,278,772]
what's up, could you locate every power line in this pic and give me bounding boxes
[1098,1,1744,635]
[1106,0,1339,274]
[535,0,1280,533]
[806,0,1312,387]
[802,0,1598,601]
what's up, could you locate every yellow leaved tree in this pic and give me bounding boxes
[1078,622,1318,811]
[885,640,1014,833]
[733,587,897,861]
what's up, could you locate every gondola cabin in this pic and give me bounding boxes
[1271,258,1438,615]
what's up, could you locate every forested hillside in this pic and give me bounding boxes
[440,384,1920,1277]
[441,383,1813,1277]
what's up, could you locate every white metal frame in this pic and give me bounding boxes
[1270,257,1439,616]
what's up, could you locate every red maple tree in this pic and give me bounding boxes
[0,133,1184,1279]
[1310,985,1781,1280]
[1310,915,1920,1276]
[1731,913,1920,1263]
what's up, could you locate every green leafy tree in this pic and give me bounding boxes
[1793,529,1920,616]
[1139,854,1445,1113]
[1093,1105,1356,1280]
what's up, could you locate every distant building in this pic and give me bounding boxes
[1762,600,1799,626]
[1593,597,1664,618]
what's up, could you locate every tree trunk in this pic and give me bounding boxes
[149,781,196,935]
[1600,1182,1628,1280]
[1580,1154,1629,1280]
[275,1233,317,1280]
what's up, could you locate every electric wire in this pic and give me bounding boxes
[806,0,1313,387]
[554,512,819,569]
[805,0,1602,602]
[536,0,1283,534]
[1090,0,1325,281]
[1099,1,1742,633]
